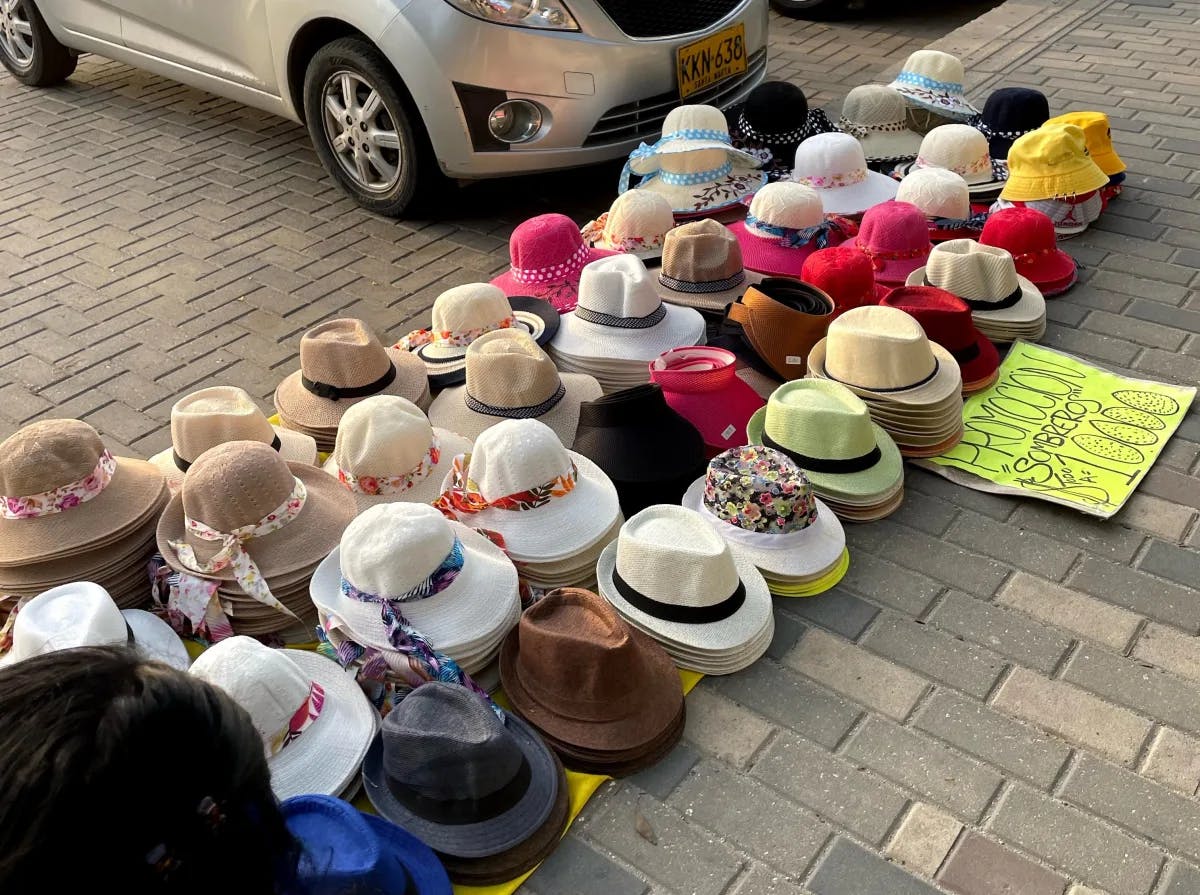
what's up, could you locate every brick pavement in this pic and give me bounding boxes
[2,1,1200,893]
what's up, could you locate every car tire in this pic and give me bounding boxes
[303,36,441,219]
[0,0,77,86]
[769,0,852,19]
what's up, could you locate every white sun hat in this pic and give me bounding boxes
[791,132,899,216]
[323,395,472,511]
[550,254,706,362]
[0,581,189,669]
[189,635,377,800]
[597,504,773,673]
[897,124,1006,194]
[889,50,979,120]
[310,503,520,667]
[837,85,924,163]
[434,418,621,564]
[907,239,1046,326]
[581,190,677,261]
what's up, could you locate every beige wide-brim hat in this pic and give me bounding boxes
[151,430,317,492]
[275,347,430,431]
[906,267,1046,326]
[428,373,602,447]
[322,428,473,511]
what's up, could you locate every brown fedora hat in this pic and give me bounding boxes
[274,318,431,433]
[0,419,167,567]
[500,588,683,757]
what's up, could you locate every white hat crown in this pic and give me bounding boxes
[925,239,1021,303]
[663,103,729,137]
[338,503,457,598]
[896,167,970,219]
[824,305,939,391]
[792,133,869,188]
[899,50,967,88]
[330,395,435,478]
[9,582,126,662]
[430,284,513,334]
[747,182,824,233]
[170,386,277,463]
[604,190,675,244]
[615,505,742,609]
[577,254,662,319]
[467,418,572,499]
[916,124,992,183]
[842,84,908,127]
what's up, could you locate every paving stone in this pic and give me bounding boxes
[1069,557,1200,633]
[1062,647,1200,739]
[861,614,1008,701]
[628,742,699,802]
[778,590,878,641]
[938,832,1069,895]
[885,802,964,878]
[1161,862,1200,895]
[944,511,1081,581]
[850,521,1011,597]
[926,591,1072,675]
[1131,624,1200,682]
[682,688,773,771]
[1007,503,1145,564]
[766,610,808,662]
[834,552,943,617]
[996,572,1141,653]
[1141,727,1200,796]
[523,836,648,895]
[809,837,942,895]
[1112,493,1197,544]
[1138,540,1200,591]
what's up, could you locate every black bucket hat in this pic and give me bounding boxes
[971,87,1050,160]
[729,81,837,180]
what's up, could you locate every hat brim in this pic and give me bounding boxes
[1094,152,1126,176]
[634,163,767,215]
[999,165,1111,202]
[906,267,1046,325]
[807,337,963,406]
[849,239,931,286]
[896,160,1006,195]
[122,609,190,670]
[630,143,763,175]
[729,223,847,279]
[490,250,619,314]
[1010,249,1077,291]
[321,429,473,511]
[890,83,979,120]
[652,267,764,314]
[681,478,847,578]
[800,171,899,216]
[362,709,563,859]
[550,303,706,362]
[150,427,319,492]
[428,373,602,448]
[853,129,924,164]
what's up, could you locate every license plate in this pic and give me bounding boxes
[676,23,747,100]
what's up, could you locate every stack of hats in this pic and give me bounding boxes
[324,396,472,512]
[980,206,1078,297]
[549,254,705,392]
[157,440,356,638]
[888,50,979,124]
[430,329,601,447]
[993,123,1109,237]
[149,386,318,493]
[490,213,616,313]
[1044,110,1126,201]
[597,504,775,674]
[619,104,766,216]
[801,246,891,317]
[364,681,569,887]
[435,418,622,593]
[911,239,1047,343]
[649,346,765,457]
[0,419,168,611]
[190,635,376,801]
[836,84,924,165]
[850,200,935,288]
[580,190,676,261]
[897,124,1008,202]
[881,287,1000,395]
[807,305,965,457]
[895,167,988,242]
[501,587,685,776]
[729,81,837,181]
[310,502,521,677]
[274,318,430,453]
[393,283,559,389]
[573,384,707,517]
[971,87,1051,163]
[683,446,849,597]
[791,132,899,217]
[747,379,905,522]
[723,277,835,380]
[652,219,760,315]
[728,181,855,278]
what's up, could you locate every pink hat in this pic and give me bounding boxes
[801,247,891,319]
[649,346,766,458]
[850,200,934,287]
[727,182,855,278]
[490,213,617,313]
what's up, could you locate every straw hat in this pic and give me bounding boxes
[888,50,979,120]
[323,396,472,510]
[433,418,620,564]
[393,284,559,388]
[620,105,765,215]
[907,239,1046,327]
[1044,111,1125,176]
[149,387,318,491]
[729,81,838,180]
[274,318,431,436]
[729,182,855,278]
[895,167,988,241]
[309,503,520,670]
[597,505,773,673]
[979,206,1077,295]
[552,254,706,359]
[580,191,676,260]
[0,419,167,567]
[648,219,757,311]
[429,329,602,446]
[898,124,1007,195]
[724,278,836,380]
[880,286,1000,389]
[490,214,617,313]
[190,635,376,800]
[1000,124,1109,201]
[0,581,188,669]
[837,85,924,163]
[649,346,765,456]
[800,247,891,316]
[850,200,935,287]
[972,87,1050,160]
[791,132,899,216]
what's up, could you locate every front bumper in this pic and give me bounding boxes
[378,0,769,179]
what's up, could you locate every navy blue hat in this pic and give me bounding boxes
[282,794,452,895]
[973,87,1050,160]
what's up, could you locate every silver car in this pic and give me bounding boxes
[0,0,768,216]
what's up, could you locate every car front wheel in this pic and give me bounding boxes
[0,0,77,86]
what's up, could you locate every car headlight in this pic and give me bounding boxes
[440,0,579,30]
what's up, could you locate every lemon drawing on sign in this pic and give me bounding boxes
[1073,434,1145,465]
[1113,389,1180,417]
[1090,420,1158,446]
[1101,406,1166,431]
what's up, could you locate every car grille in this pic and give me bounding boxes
[583,48,767,148]
[595,0,745,38]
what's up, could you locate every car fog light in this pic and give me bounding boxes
[488,100,543,144]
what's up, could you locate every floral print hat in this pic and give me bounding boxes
[888,50,979,121]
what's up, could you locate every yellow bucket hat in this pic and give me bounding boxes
[1043,111,1126,175]
[1000,123,1110,202]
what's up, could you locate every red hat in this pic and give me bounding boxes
[801,247,891,319]
[881,286,999,386]
[491,213,617,313]
[979,207,1077,297]
[851,201,934,287]
[649,346,766,457]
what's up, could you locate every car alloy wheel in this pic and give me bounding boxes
[0,0,36,71]
[320,70,404,194]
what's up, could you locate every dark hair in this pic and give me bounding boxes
[0,646,297,894]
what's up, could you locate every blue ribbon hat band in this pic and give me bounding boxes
[619,128,759,194]
[895,71,965,95]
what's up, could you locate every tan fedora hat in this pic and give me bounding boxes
[429,329,602,446]
[0,419,167,567]
[150,386,318,491]
[653,219,763,312]
[274,318,431,434]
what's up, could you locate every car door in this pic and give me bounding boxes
[114,0,278,93]
[35,0,122,44]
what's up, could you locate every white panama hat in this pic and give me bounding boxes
[791,132,899,216]
[897,124,1006,195]
[907,239,1046,326]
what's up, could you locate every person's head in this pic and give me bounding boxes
[0,646,296,894]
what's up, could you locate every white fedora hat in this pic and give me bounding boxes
[149,386,318,491]
[189,635,377,801]
[597,504,773,672]
[434,418,621,564]
[0,581,189,669]
[791,132,899,216]
[581,190,676,261]
[309,503,521,667]
[323,395,472,511]
[907,239,1046,325]
[897,124,1006,194]
[888,50,979,120]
